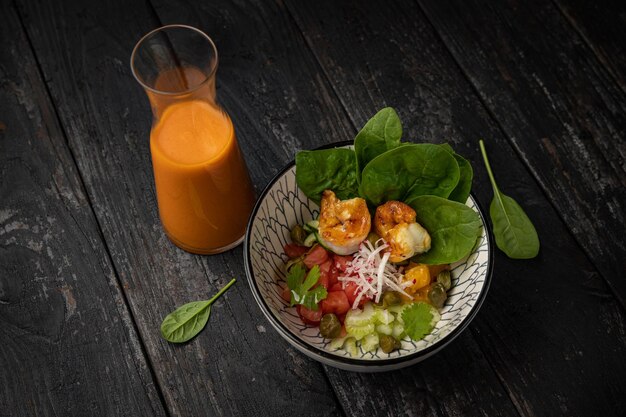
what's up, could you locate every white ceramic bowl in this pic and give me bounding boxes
[244,143,493,372]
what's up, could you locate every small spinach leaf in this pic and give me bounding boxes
[479,140,539,259]
[160,278,236,343]
[354,107,402,179]
[406,195,481,264]
[439,143,473,203]
[359,143,460,206]
[296,148,359,204]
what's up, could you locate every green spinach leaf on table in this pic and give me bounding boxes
[160,278,236,343]
[295,148,358,204]
[479,140,539,259]
[359,143,460,206]
[407,195,481,264]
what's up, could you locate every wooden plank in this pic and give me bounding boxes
[554,0,626,91]
[0,4,167,417]
[283,0,626,415]
[14,0,345,416]
[416,0,626,306]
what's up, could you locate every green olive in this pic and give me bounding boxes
[382,291,402,308]
[436,270,452,291]
[428,283,447,308]
[319,314,341,339]
[290,224,307,245]
[379,334,401,353]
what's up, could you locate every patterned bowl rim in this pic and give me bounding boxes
[244,141,494,367]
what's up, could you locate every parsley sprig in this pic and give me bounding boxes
[286,264,327,310]
[401,302,437,341]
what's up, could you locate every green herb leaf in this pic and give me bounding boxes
[401,302,437,341]
[439,143,473,203]
[479,140,540,259]
[295,148,359,204]
[359,143,460,206]
[406,195,482,264]
[286,264,327,310]
[286,263,306,293]
[160,278,236,343]
[354,107,402,179]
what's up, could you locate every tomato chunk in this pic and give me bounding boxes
[333,255,353,272]
[329,282,343,292]
[281,286,291,303]
[297,305,322,325]
[284,243,308,259]
[321,291,350,315]
[304,245,329,269]
[344,282,370,307]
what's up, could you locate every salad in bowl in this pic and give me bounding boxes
[245,108,492,371]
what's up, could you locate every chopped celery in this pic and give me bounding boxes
[374,308,394,325]
[344,337,358,356]
[345,303,376,327]
[392,322,406,340]
[329,337,347,350]
[361,333,380,352]
[345,323,375,340]
[376,324,393,335]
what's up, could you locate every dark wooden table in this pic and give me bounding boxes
[2,0,625,416]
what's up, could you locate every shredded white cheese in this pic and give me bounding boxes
[338,239,413,309]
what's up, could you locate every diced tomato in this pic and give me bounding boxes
[284,243,308,259]
[281,286,291,303]
[297,305,322,325]
[339,323,347,337]
[303,245,329,269]
[333,255,353,271]
[328,266,339,287]
[343,281,360,305]
[329,282,343,292]
[321,291,350,315]
[344,282,370,307]
[316,272,329,289]
[319,260,332,274]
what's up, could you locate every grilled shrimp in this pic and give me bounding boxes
[374,201,431,262]
[318,190,371,255]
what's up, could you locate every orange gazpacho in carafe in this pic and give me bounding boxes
[131,26,255,254]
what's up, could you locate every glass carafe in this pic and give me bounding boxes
[131,25,255,254]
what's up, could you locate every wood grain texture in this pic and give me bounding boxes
[416,0,626,307]
[284,0,626,415]
[14,0,345,416]
[554,0,626,91]
[0,4,166,417]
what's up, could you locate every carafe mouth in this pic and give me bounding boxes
[130,24,219,96]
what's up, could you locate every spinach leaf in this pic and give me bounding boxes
[295,148,359,204]
[354,107,402,179]
[440,143,473,204]
[359,143,460,206]
[479,140,539,259]
[160,278,236,343]
[406,195,481,264]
